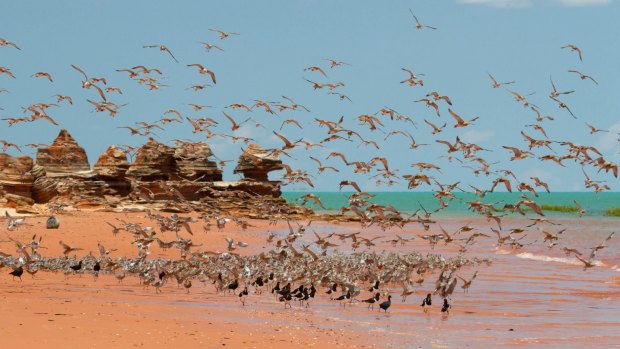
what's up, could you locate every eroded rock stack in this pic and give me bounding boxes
[0,130,292,214]
[172,141,222,181]
[36,129,94,178]
[234,144,283,182]
[126,138,176,180]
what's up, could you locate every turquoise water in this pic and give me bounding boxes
[283,192,620,217]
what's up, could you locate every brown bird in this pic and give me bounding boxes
[209,29,240,40]
[503,146,533,161]
[273,131,298,150]
[143,45,179,63]
[448,109,479,128]
[187,64,216,84]
[424,119,446,134]
[0,66,16,79]
[59,240,83,256]
[32,72,53,82]
[223,112,249,131]
[54,94,74,105]
[0,37,21,50]
[304,66,328,77]
[409,9,437,30]
[310,156,339,173]
[339,180,362,192]
[568,70,598,85]
[549,77,574,98]
[1,140,21,152]
[325,59,350,68]
[298,194,326,209]
[561,44,583,61]
[488,73,514,88]
[199,42,224,52]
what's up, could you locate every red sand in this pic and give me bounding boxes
[1,211,619,348]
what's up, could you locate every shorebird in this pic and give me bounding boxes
[325,59,350,68]
[561,44,583,61]
[31,72,53,82]
[574,200,586,217]
[488,73,514,88]
[457,271,478,293]
[187,64,216,84]
[448,109,479,128]
[199,42,224,52]
[5,211,25,230]
[143,45,179,63]
[568,70,598,85]
[0,66,16,79]
[409,9,437,30]
[209,29,240,40]
[304,66,328,77]
[59,240,83,256]
[0,37,21,50]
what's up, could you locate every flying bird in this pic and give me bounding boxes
[143,45,179,63]
[561,44,583,61]
[187,64,216,84]
[409,9,437,30]
[209,28,240,40]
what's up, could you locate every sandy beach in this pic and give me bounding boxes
[1,211,618,349]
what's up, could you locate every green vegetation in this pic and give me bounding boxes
[540,204,578,213]
[603,208,620,217]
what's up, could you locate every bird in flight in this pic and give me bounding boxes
[199,42,224,52]
[186,64,216,84]
[409,9,437,30]
[209,29,240,40]
[568,70,598,85]
[143,45,179,63]
[561,44,583,61]
[0,37,20,50]
[488,73,514,88]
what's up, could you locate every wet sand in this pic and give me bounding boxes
[1,211,619,348]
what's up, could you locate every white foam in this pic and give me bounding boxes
[515,252,604,267]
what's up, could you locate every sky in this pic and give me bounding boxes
[1,0,619,193]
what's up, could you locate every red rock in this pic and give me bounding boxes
[0,153,34,199]
[94,145,129,178]
[172,141,222,181]
[126,138,175,180]
[234,144,283,182]
[36,129,92,177]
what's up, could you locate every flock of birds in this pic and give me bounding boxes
[0,8,619,315]
[2,209,491,316]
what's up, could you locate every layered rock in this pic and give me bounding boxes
[172,141,222,181]
[31,165,58,203]
[36,129,94,178]
[234,144,283,182]
[94,145,129,178]
[0,153,34,199]
[94,145,132,196]
[126,138,175,180]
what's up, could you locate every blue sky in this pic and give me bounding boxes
[1,0,618,192]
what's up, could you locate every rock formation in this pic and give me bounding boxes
[234,144,283,182]
[0,153,34,199]
[36,129,94,178]
[126,138,176,180]
[0,131,300,216]
[172,141,222,181]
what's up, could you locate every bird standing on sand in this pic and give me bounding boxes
[362,293,381,310]
[10,265,24,281]
[441,298,451,314]
[379,295,392,312]
[421,293,432,312]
